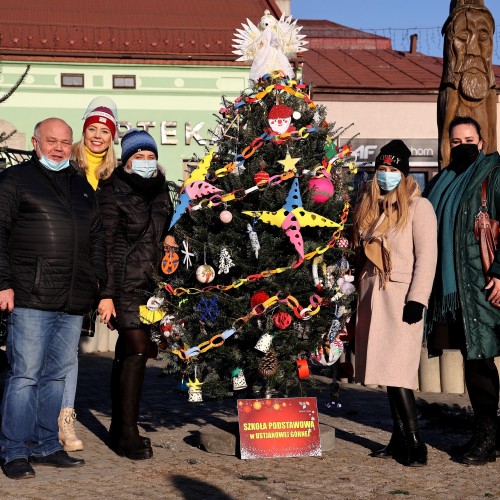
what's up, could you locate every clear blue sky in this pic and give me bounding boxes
[291,0,500,64]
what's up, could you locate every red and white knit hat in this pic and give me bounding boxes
[83,106,117,137]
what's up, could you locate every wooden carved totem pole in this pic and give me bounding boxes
[438,0,497,167]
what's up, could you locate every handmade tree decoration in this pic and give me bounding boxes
[154,11,356,400]
[242,177,341,258]
[232,10,308,81]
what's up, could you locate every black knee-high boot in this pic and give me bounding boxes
[109,358,151,449]
[459,358,498,465]
[371,389,406,459]
[388,386,427,467]
[110,353,152,460]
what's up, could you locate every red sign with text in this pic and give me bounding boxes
[237,397,321,459]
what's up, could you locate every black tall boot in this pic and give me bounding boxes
[371,419,406,459]
[110,354,153,460]
[371,391,406,459]
[108,358,151,449]
[461,416,496,465]
[496,416,500,458]
[388,386,427,467]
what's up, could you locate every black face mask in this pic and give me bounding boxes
[450,143,480,169]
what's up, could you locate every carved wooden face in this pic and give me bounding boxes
[450,10,494,99]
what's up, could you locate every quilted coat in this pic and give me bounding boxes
[97,168,172,330]
[0,154,107,314]
[426,152,500,360]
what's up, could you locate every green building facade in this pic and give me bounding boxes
[1,60,249,183]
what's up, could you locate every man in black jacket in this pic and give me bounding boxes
[0,117,107,480]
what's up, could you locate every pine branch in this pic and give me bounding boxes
[0,64,30,104]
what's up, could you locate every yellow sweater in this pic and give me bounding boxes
[85,147,106,190]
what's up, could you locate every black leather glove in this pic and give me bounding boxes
[402,301,425,325]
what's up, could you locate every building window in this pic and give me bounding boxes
[61,74,84,87]
[113,75,136,89]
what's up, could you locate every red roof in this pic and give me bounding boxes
[0,0,282,62]
[1,1,499,93]
[303,48,445,93]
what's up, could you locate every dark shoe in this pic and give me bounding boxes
[110,438,153,461]
[403,431,427,467]
[30,450,85,468]
[450,435,475,456]
[109,423,151,448]
[2,458,35,480]
[371,421,406,459]
[461,418,496,465]
[496,416,500,457]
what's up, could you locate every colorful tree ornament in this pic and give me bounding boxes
[308,177,334,203]
[273,310,292,330]
[278,153,301,173]
[336,237,349,248]
[250,290,270,314]
[254,169,270,186]
[219,210,233,223]
[169,148,220,230]
[243,177,341,258]
[161,249,180,275]
[267,104,295,135]
[195,264,215,284]
[231,368,248,390]
[196,296,219,322]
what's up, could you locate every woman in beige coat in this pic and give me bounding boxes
[353,140,437,467]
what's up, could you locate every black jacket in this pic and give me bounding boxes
[97,168,172,330]
[0,154,107,314]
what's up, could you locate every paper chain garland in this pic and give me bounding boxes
[163,201,349,298]
[162,72,352,361]
[168,74,330,231]
[171,287,347,361]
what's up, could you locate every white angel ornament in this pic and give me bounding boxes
[232,10,308,82]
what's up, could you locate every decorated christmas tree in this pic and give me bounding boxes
[151,11,357,400]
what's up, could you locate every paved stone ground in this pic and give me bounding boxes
[0,352,498,499]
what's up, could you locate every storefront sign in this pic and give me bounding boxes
[115,121,210,146]
[350,138,438,166]
[237,397,321,459]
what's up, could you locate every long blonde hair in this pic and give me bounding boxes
[353,174,421,246]
[71,138,117,180]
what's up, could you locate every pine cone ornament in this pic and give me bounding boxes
[258,348,278,379]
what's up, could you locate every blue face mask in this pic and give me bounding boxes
[377,171,402,192]
[131,159,157,178]
[39,155,70,172]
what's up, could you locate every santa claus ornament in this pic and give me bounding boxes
[267,104,299,142]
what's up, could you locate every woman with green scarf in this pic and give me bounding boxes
[425,116,500,466]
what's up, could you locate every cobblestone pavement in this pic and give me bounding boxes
[0,352,498,499]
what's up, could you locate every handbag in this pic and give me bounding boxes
[474,175,500,280]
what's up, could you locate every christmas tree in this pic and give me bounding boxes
[151,12,357,400]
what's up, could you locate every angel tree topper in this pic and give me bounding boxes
[232,10,308,82]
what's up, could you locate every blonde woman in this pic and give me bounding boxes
[353,140,437,467]
[58,98,117,452]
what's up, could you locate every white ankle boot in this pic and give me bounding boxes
[58,408,83,452]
